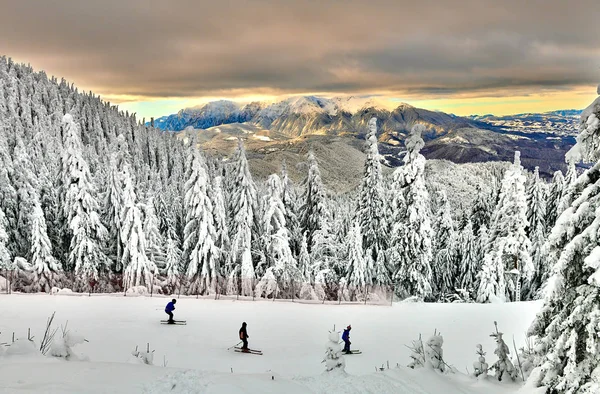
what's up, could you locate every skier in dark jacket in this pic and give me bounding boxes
[239,322,249,351]
[165,299,176,323]
[342,325,351,353]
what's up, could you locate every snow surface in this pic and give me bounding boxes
[0,295,541,393]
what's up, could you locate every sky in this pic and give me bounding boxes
[1,0,599,119]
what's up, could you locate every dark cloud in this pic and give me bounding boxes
[0,0,598,99]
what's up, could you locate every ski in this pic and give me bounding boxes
[344,350,361,354]
[160,321,186,325]
[234,349,263,355]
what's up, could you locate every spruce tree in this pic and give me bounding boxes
[431,190,457,298]
[300,150,329,253]
[120,163,156,290]
[388,124,433,300]
[281,161,300,256]
[545,170,565,231]
[457,219,478,296]
[61,114,109,286]
[0,206,10,270]
[527,90,600,393]
[183,146,219,294]
[357,117,387,284]
[228,139,257,296]
[525,167,547,299]
[345,220,369,299]
[470,184,492,236]
[29,204,61,292]
[484,151,533,301]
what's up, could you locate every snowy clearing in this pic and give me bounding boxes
[0,295,541,393]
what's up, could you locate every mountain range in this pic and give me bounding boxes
[149,97,580,178]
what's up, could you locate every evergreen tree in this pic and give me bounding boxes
[524,167,548,299]
[228,139,257,296]
[297,233,311,283]
[121,164,156,290]
[527,91,600,393]
[557,159,578,216]
[457,219,478,295]
[183,146,219,294]
[61,114,109,286]
[545,170,565,231]
[471,184,492,236]
[431,190,457,298]
[103,135,129,271]
[212,175,230,279]
[357,117,387,284]
[485,151,533,301]
[29,204,61,292]
[345,220,369,298]
[300,150,329,252]
[143,197,164,271]
[281,161,300,256]
[164,235,182,290]
[388,124,433,300]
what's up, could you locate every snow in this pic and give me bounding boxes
[0,294,541,393]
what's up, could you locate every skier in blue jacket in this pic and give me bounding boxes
[342,325,351,353]
[165,299,176,323]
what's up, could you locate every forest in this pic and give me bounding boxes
[0,56,576,304]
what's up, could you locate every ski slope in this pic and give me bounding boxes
[0,294,542,393]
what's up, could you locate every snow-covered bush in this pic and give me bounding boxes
[323,329,345,372]
[424,333,445,372]
[472,344,489,379]
[299,282,318,300]
[490,326,517,381]
[130,344,154,365]
[126,285,150,296]
[50,331,88,361]
[4,338,39,357]
[407,335,425,369]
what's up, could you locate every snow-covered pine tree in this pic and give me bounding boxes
[102,134,129,271]
[484,152,533,302]
[29,204,61,292]
[183,145,219,295]
[357,117,387,285]
[61,114,109,287]
[431,190,457,298]
[300,150,329,253]
[526,167,547,239]
[281,161,301,256]
[545,170,565,231]
[471,184,492,236]
[256,174,300,298]
[524,167,547,299]
[163,235,182,292]
[345,220,370,299]
[458,219,479,296]
[211,175,230,282]
[526,89,600,393]
[228,139,257,296]
[297,233,311,284]
[490,326,517,381]
[476,250,507,303]
[472,344,489,379]
[556,159,578,216]
[323,328,345,372]
[143,197,164,272]
[120,163,156,290]
[12,138,41,258]
[388,124,433,300]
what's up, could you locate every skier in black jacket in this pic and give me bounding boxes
[239,322,249,351]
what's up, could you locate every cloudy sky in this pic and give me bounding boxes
[1,0,599,118]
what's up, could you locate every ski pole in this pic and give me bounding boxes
[228,341,242,350]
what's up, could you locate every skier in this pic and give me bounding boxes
[165,299,177,324]
[342,325,351,354]
[239,322,249,351]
